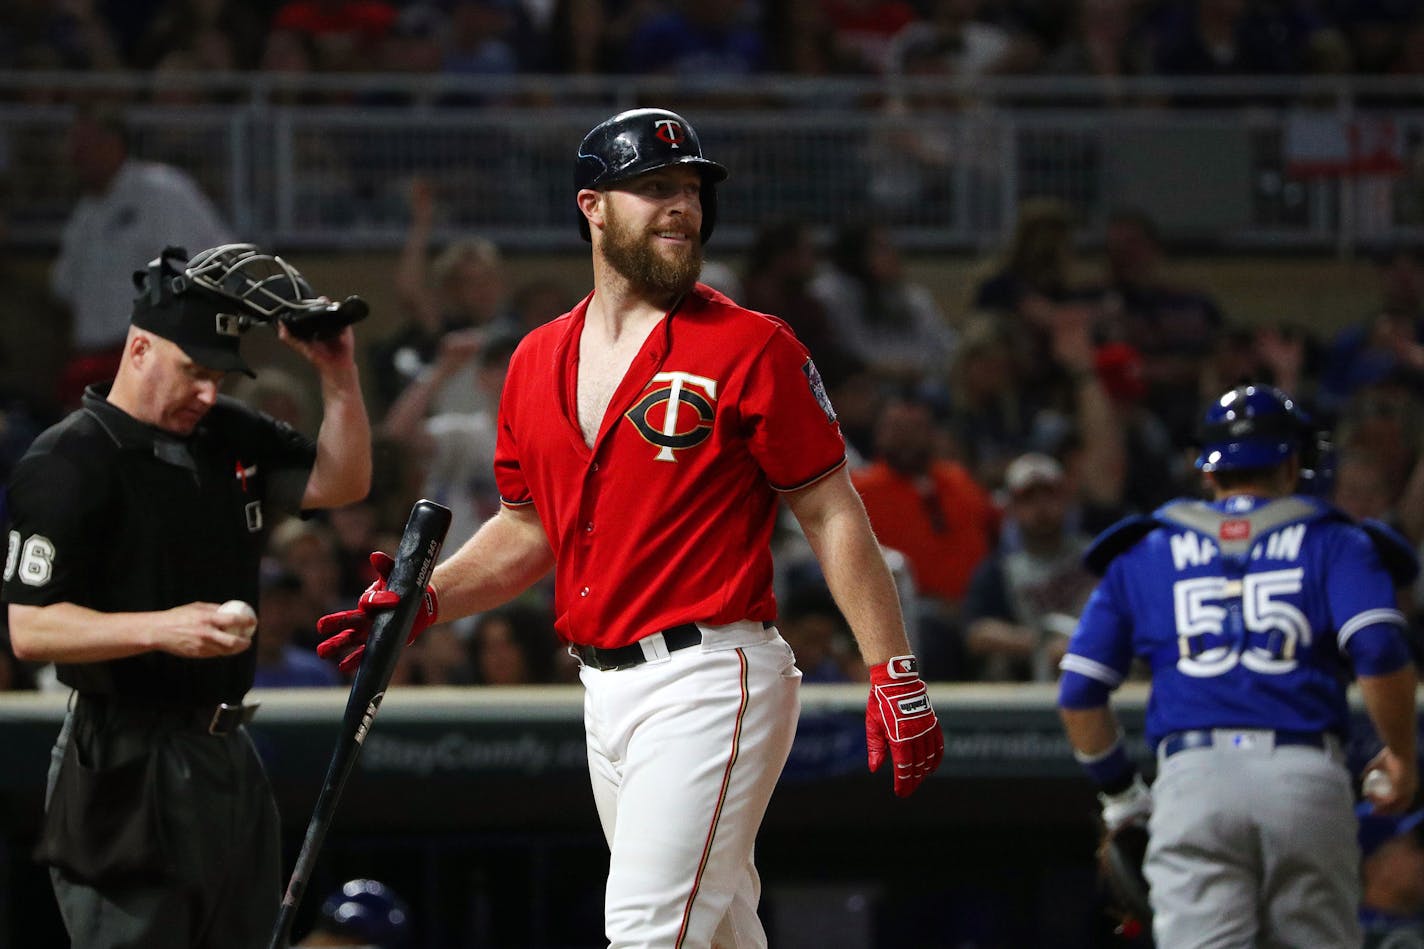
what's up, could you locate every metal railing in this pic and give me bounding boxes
[4,71,1423,253]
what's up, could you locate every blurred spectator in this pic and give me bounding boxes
[1090,341,1184,514]
[1039,304,1127,512]
[872,6,1009,216]
[327,501,389,602]
[1333,375,1424,508]
[817,0,922,74]
[259,25,320,76]
[270,0,398,72]
[228,367,318,433]
[1357,804,1424,946]
[269,517,345,646]
[510,277,578,336]
[392,620,477,686]
[0,0,121,70]
[131,0,266,71]
[696,258,745,302]
[370,177,515,415]
[1149,0,1338,78]
[442,0,520,78]
[1092,207,1227,443]
[252,567,343,688]
[50,102,234,408]
[0,193,66,427]
[809,221,957,386]
[380,329,519,551]
[1389,12,1424,74]
[742,219,859,391]
[469,603,560,685]
[886,0,1032,82]
[1039,0,1149,85]
[972,197,1100,415]
[850,394,998,677]
[777,584,864,683]
[543,0,662,73]
[973,196,1082,318]
[624,0,767,75]
[372,3,448,77]
[1319,243,1424,415]
[963,452,1096,682]
[1333,447,1399,524]
[297,878,411,948]
[943,314,1043,488]
[1328,0,1420,74]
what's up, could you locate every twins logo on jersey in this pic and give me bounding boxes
[625,371,718,462]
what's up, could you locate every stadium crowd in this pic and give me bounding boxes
[2,164,1423,694]
[1,0,1423,83]
[1,1,1423,696]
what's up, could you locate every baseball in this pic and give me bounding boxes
[1364,768,1395,798]
[217,599,258,637]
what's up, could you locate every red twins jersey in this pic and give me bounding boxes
[495,283,846,649]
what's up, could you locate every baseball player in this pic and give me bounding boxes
[1058,383,1419,948]
[5,245,371,949]
[317,107,944,949]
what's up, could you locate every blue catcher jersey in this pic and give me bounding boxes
[1060,494,1410,748]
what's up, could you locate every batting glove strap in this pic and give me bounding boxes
[1098,773,1153,833]
[866,656,945,798]
[315,551,440,673]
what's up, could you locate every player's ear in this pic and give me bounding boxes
[578,188,604,234]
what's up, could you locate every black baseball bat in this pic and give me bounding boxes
[266,499,451,949]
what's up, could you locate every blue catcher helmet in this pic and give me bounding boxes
[316,879,411,949]
[1195,384,1305,473]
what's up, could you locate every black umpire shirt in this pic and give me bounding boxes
[2,385,316,705]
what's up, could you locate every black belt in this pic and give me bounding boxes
[1159,729,1325,760]
[576,623,705,672]
[78,696,260,736]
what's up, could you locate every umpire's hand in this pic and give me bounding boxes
[153,602,257,658]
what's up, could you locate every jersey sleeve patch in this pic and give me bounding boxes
[802,358,836,422]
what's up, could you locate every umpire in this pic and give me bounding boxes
[4,244,371,948]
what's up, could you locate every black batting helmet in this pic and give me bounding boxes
[574,108,727,244]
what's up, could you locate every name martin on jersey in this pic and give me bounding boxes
[1168,524,1308,571]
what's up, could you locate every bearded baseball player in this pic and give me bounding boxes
[1058,384,1419,948]
[317,107,944,948]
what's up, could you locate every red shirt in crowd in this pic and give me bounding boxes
[851,459,998,603]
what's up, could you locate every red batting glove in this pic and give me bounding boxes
[315,551,439,674]
[866,655,944,798]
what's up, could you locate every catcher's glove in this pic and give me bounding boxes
[1098,820,1152,934]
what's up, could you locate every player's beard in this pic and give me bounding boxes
[602,207,702,299]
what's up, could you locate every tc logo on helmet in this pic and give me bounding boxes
[625,371,717,461]
[654,119,685,148]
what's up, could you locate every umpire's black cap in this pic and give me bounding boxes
[131,248,255,377]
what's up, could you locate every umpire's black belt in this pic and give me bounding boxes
[576,621,774,672]
[1158,728,1326,760]
[77,695,260,736]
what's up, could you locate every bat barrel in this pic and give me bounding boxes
[266,499,451,949]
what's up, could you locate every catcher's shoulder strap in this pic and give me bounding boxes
[1153,496,1326,559]
[1083,496,1336,576]
[1083,514,1159,577]
[1358,517,1421,587]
